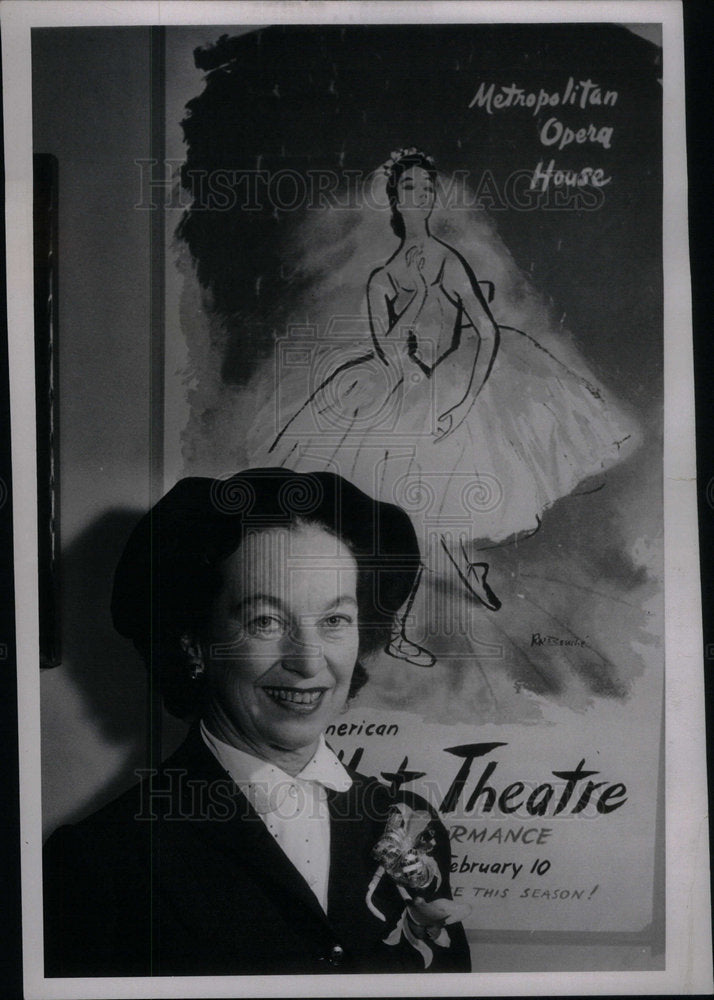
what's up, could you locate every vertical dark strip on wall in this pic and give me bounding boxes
[150,28,166,495]
[148,25,166,975]
[33,153,60,669]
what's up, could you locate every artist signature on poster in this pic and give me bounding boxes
[530,633,588,648]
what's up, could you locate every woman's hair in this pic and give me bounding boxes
[112,469,420,720]
[385,150,437,239]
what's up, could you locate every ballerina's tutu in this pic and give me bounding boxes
[247,325,638,552]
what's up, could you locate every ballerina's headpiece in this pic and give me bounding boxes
[381,148,436,177]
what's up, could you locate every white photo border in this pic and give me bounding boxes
[3,1,710,996]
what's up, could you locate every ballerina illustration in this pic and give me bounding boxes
[247,149,637,667]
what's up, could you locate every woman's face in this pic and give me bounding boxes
[396,165,435,220]
[203,524,360,762]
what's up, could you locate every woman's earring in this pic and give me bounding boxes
[189,660,206,682]
[180,635,206,681]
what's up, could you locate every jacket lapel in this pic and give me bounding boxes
[165,727,332,930]
[326,778,385,934]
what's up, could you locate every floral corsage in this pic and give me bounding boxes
[366,802,468,968]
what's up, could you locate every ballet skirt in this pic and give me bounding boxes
[246,292,637,557]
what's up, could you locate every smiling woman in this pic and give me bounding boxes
[42,468,471,976]
[203,524,361,773]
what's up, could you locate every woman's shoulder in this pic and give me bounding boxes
[431,237,472,274]
[43,778,149,857]
[43,728,220,851]
[367,263,396,293]
[431,238,485,298]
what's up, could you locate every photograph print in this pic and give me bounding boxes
[8,4,708,994]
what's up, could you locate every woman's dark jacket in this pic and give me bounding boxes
[43,727,471,976]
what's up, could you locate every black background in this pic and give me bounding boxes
[689,0,714,979]
[179,22,662,412]
[1,5,713,995]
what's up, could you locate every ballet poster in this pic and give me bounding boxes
[5,1,711,996]
[165,16,662,943]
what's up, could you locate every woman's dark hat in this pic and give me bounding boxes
[111,468,421,650]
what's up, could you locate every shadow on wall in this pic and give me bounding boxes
[44,509,186,832]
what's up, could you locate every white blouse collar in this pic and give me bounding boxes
[200,720,352,815]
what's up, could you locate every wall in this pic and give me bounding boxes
[33,27,185,836]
